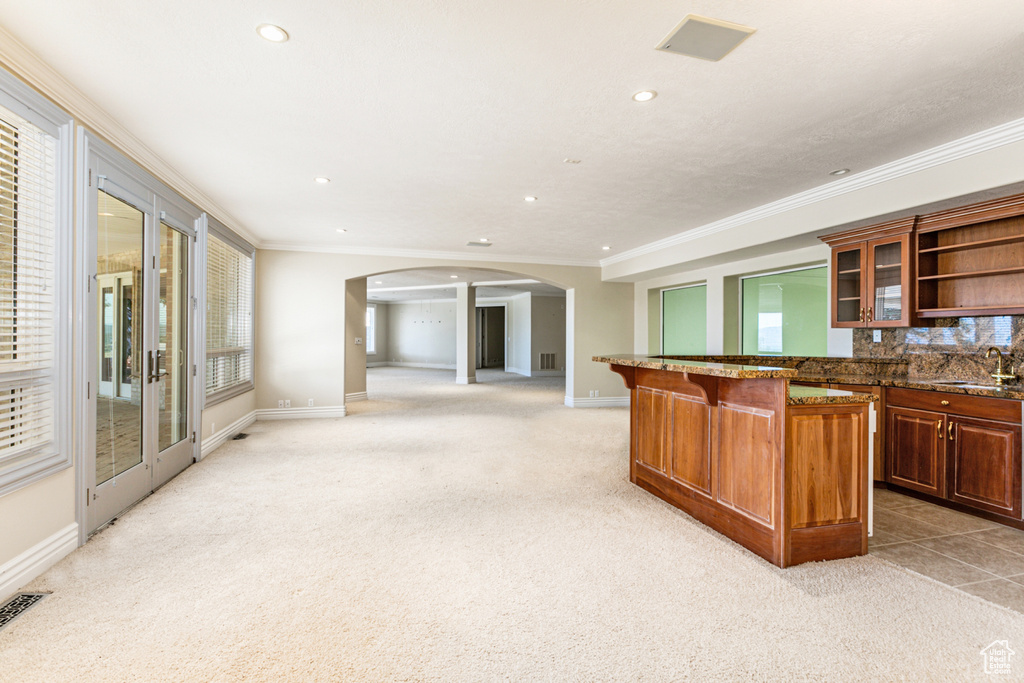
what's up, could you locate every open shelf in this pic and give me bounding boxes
[917,265,1024,282]
[874,263,902,270]
[837,297,861,302]
[918,233,1024,254]
[837,269,861,275]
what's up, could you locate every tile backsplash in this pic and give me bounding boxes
[853,316,1023,381]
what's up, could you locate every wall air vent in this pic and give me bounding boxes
[466,242,492,247]
[656,15,756,62]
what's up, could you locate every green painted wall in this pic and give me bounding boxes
[662,285,707,355]
[741,267,827,356]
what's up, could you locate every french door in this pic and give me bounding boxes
[86,166,197,533]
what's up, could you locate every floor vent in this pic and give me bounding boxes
[232,433,249,440]
[0,593,50,633]
[539,353,557,370]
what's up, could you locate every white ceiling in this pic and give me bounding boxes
[3,1,1024,267]
[366,267,564,302]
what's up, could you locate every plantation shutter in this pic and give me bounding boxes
[205,229,253,399]
[0,110,57,465]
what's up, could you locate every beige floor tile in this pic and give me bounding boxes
[872,508,956,541]
[890,503,1000,534]
[915,535,1024,577]
[872,542,996,586]
[873,488,926,510]
[965,526,1024,556]
[957,579,1024,612]
[868,529,905,548]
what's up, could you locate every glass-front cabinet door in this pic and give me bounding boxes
[866,234,911,327]
[833,245,866,327]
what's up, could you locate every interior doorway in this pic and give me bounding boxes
[476,305,506,370]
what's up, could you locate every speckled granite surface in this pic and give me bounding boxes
[787,385,878,405]
[592,354,797,379]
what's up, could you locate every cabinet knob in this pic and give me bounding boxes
[941,400,949,406]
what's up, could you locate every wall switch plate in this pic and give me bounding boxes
[284,399,291,408]
[277,400,284,408]
[873,330,882,343]
[354,337,363,345]
[308,399,314,407]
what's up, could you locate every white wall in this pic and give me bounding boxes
[508,294,531,376]
[386,301,457,368]
[530,296,567,375]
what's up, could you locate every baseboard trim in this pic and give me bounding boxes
[455,376,477,385]
[365,362,389,368]
[0,523,78,602]
[345,392,368,402]
[256,406,347,420]
[201,410,257,459]
[564,396,630,408]
[385,362,456,370]
[531,370,566,377]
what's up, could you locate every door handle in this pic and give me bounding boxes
[148,350,168,383]
[867,307,874,323]
[859,307,865,322]
[948,421,955,440]
[937,420,943,440]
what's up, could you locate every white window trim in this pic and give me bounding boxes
[203,216,255,407]
[0,67,73,497]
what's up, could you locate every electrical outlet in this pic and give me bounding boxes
[285,399,291,408]
[595,390,599,398]
[308,399,314,407]
[277,400,284,408]
[873,329,882,343]
[354,337,363,345]
[211,422,215,434]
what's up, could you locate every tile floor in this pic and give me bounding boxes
[871,487,1024,612]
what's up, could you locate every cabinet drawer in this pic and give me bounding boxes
[887,387,1021,423]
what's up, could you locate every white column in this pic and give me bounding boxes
[456,283,476,384]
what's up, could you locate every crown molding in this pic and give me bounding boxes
[600,115,1024,268]
[0,23,260,247]
[259,240,599,268]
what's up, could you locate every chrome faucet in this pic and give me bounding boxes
[986,347,1017,386]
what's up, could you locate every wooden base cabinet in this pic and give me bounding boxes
[886,388,1023,521]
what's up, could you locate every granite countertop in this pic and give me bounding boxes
[592,354,797,379]
[787,385,878,406]
[794,373,1024,400]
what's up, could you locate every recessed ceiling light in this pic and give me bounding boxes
[257,24,289,43]
[632,90,657,102]
[450,275,459,279]
[479,238,489,243]
[314,177,331,184]
[564,158,582,164]
[602,246,611,251]
[829,168,851,176]
[336,229,347,233]
[524,196,538,202]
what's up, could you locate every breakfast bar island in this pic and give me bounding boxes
[596,355,877,568]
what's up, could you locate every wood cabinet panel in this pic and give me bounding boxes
[887,405,945,496]
[718,402,775,526]
[830,383,884,482]
[787,407,864,528]
[887,387,1021,423]
[949,417,1022,519]
[668,394,712,496]
[635,387,667,474]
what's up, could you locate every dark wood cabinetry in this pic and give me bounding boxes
[886,388,1023,520]
[821,218,916,328]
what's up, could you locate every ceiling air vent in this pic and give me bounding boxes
[466,242,492,247]
[656,15,756,62]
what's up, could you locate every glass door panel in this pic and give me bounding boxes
[834,247,864,324]
[871,241,904,322]
[157,222,189,451]
[95,189,144,486]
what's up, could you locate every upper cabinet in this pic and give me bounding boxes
[916,193,1024,318]
[821,218,916,328]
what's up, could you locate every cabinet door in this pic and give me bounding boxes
[832,244,866,327]
[887,405,945,496]
[949,417,1022,519]
[866,234,912,327]
[832,384,883,482]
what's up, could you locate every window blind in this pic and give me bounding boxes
[0,110,57,468]
[205,231,253,398]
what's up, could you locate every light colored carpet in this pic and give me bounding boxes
[3,367,1024,681]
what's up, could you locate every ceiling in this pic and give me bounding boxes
[367,267,564,302]
[3,2,1024,267]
